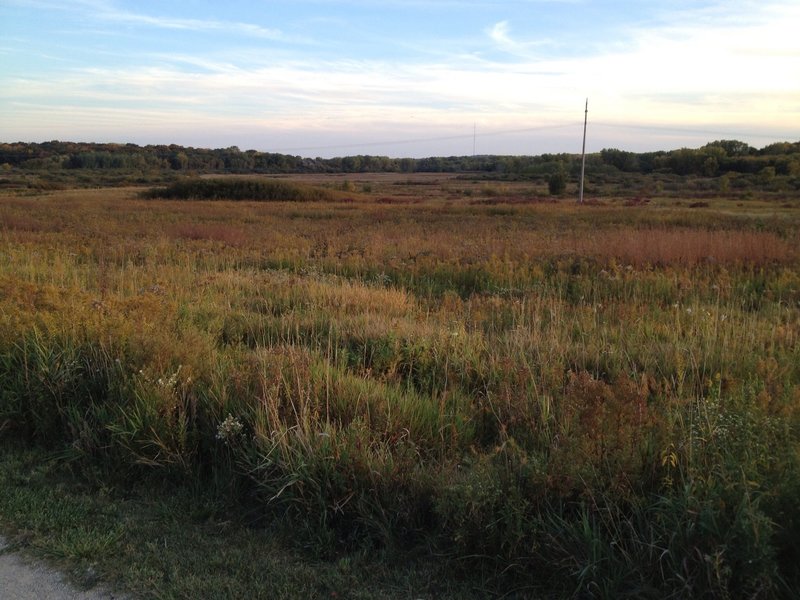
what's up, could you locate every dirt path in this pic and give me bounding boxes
[0,536,127,599]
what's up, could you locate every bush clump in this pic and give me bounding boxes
[144,178,345,202]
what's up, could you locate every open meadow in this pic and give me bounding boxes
[1,173,799,597]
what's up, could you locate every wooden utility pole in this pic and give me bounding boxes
[579,98,588,204]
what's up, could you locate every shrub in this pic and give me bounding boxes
[548,170,567,195]
[144,178,344,202]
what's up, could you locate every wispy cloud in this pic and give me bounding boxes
[5,0,300,42]
[487,20,554,57]
[96,10,289,41]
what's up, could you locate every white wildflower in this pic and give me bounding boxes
[216,414,244,444]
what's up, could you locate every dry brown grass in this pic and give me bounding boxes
[167,223,250,246]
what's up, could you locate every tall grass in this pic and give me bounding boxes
[1,181,798,596]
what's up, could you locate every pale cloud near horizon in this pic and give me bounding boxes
[1,0,798,156]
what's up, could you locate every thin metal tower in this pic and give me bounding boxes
[579,98,588,204]
[473,123,476,157]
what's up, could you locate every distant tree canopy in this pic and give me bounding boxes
[1,139,798,180]
[0,141,579,177]
[598,140,800,177]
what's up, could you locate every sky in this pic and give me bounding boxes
[1,0,799,158]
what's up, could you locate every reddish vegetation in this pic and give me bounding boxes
[577,229,794,266]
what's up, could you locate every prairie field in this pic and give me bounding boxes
[1,173,799,597]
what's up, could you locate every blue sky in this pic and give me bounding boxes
[1,0,798,157]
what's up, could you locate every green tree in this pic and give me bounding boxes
[548,168,567,195]
[705,139,754,157]
[399,158,416,173]
[169,152,189,170]
[703,156,719,177]
[600,148,640,172]
[758,166,776,185]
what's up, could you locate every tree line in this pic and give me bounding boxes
[599,140,800,177]
[1,139,799,180]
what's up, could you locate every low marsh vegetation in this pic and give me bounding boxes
[1,177,798,597]
[144,178,352,203]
